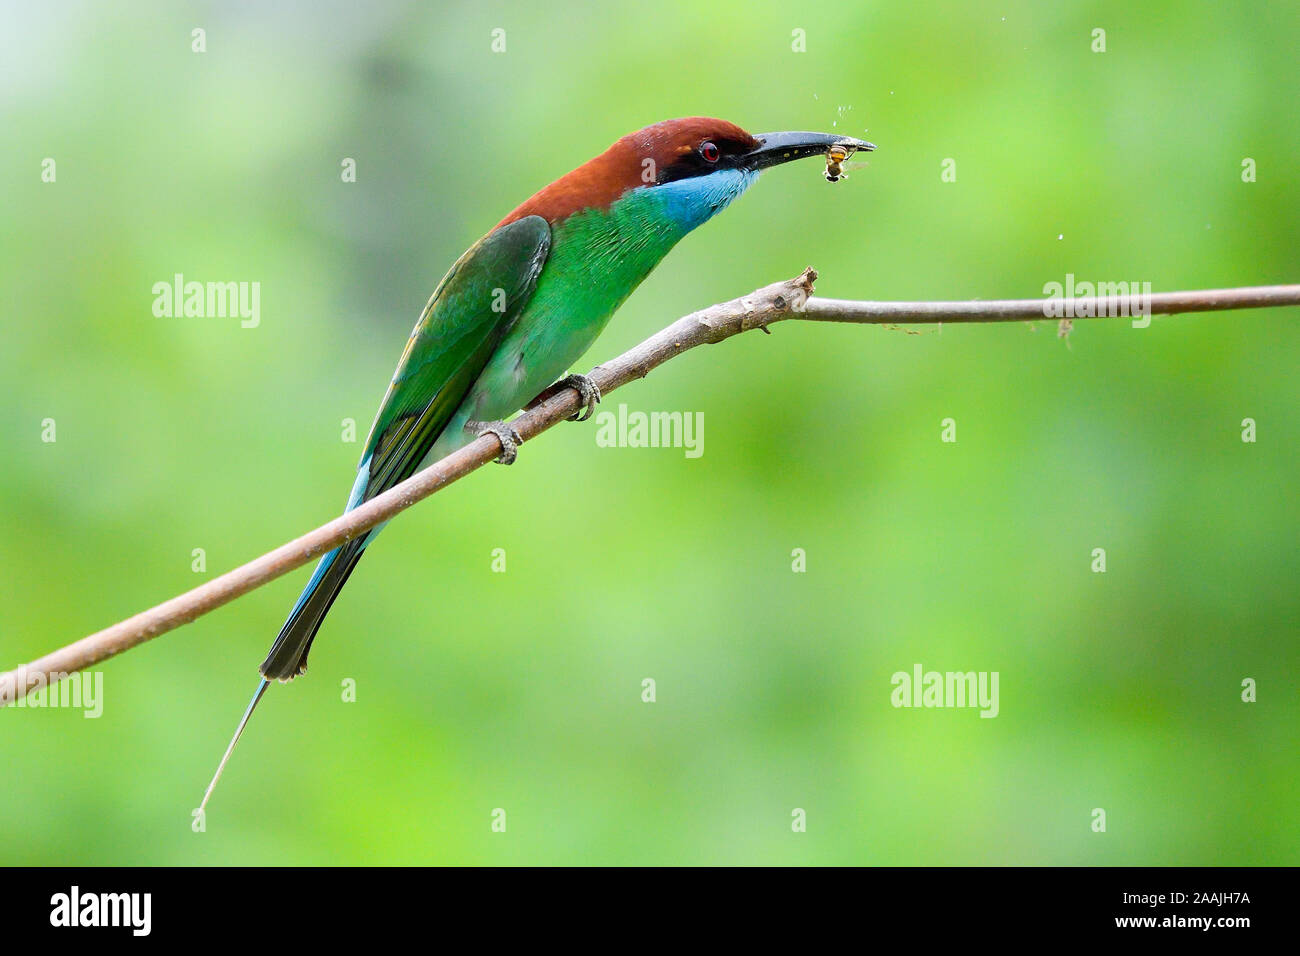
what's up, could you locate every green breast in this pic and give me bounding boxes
[468,190,689,419]
[446,168,756,434]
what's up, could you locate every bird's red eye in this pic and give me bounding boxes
[700,141,720,163]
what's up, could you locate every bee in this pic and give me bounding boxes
[821,139,873,184]
[824,145,849,182]
[824,142,863,183]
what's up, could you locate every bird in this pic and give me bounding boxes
[200,117,875,809]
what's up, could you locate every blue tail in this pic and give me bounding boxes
[202,462,387,808]
[260,462,380,681]
[259,540,367,680]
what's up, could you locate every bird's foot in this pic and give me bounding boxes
[558,373,601,422]
[466,419,523,465]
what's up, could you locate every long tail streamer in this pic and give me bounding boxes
[199,678,270,812]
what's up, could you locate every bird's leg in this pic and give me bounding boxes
[557,373,602,422]
[466,419,523,465]
[521,371,602,420]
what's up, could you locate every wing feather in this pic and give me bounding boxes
[356,215,550,500]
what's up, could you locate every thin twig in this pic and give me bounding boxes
[802,284,1300,324]
[2,271,1296,706]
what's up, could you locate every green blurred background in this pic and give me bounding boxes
[2,0,1296,865]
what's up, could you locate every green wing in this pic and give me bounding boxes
[357,215,550,500]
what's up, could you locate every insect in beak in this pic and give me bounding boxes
[824,140,869,183]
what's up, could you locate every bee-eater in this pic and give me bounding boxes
[202,118,874,807]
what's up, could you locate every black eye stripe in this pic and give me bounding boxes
[655,138,747,184]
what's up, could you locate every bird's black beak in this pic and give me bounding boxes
[740,131,877,171]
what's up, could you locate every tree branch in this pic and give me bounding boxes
[3,269,1296,706]
[802,284,1300,324]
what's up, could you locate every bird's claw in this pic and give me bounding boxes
[559,373,601,422]
[467,419,523,465]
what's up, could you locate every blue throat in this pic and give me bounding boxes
[644,167,759,234]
